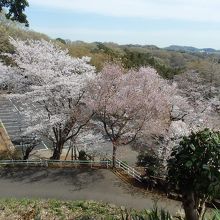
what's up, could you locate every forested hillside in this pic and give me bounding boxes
[64,40,220,79]
[1,11,220,80]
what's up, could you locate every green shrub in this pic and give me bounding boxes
[137,150,163,177]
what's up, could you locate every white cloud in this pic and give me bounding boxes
[29,0,220,22]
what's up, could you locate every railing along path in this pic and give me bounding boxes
[0,158,142,182]
[0,159,111,168]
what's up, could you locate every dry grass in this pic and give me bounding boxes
[0,199,136,220]
[0,122,14,152]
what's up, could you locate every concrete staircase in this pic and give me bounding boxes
[0,95,47,150]
[0,96,25,143]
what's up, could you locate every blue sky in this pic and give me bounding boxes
[27,0,220,49]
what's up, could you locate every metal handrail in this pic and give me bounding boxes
[0,158,142,181]
[114,158,142,182]
[0,159,111,168]
[116,159,141,176]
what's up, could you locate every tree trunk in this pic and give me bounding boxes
[74,145,77,160]
[112,142,117,168]
[71,147,74,160]
[64,146,71,160]
[23,151,31,160]
[198,202,206,220]
[182,190,199,220]
[23,146,35,160]
[51,142,63,160]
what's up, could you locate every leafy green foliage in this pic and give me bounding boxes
[56,37,66,45]
[0,0,29,26]
[122,49,181,79]
[78,150,87,161]
[67,42,189,78]
[147,206,172,220]
[168,128,220,199]
[137,150,163,176]
[212,207,220,220]
[0,199,176,220]
[167,129,220,220]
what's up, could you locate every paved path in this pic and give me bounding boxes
[0,168,182,214]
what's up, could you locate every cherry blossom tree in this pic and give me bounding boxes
[88,64,175,167]
[0,61,11,90]
[0,61,21,92]
[64,128,108,160]
[174,70,220,131]
[3,38,96,159]
[157,70,220,171]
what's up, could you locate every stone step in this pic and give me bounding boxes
[1,123,20,128]
[0,113,19,118]
[0,117,21,121]
[6,127,25,131]
[0,118,21,123]
[7,133,24,138]
[1,121,22,125]
[1,118,21,122]
[0,107,17,110]
[1,115,21,119]
[4,127,25,133]
[7,133,24,139]
[0,96,48,150]
[3,125,24,130]
[0,103,11,106]
[0,100,11,104]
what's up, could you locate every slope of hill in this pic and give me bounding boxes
[0,12,219,80]
[165,45,220,54]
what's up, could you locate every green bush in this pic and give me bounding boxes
[168,128,220,220]
[121,205,173,220]
[78,150,87,161]
[137,150,163,177]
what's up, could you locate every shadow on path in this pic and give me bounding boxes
[0,167,182,213]
[0,167,104,190]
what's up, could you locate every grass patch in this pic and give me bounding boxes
[0,199,125,219]
[0,198,216,219]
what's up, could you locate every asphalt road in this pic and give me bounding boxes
[0,168,182,214]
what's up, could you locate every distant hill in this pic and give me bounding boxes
[165,45,220,54]
[123,44,159,50]
[104,43,220,54]
[0,12,219,81]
